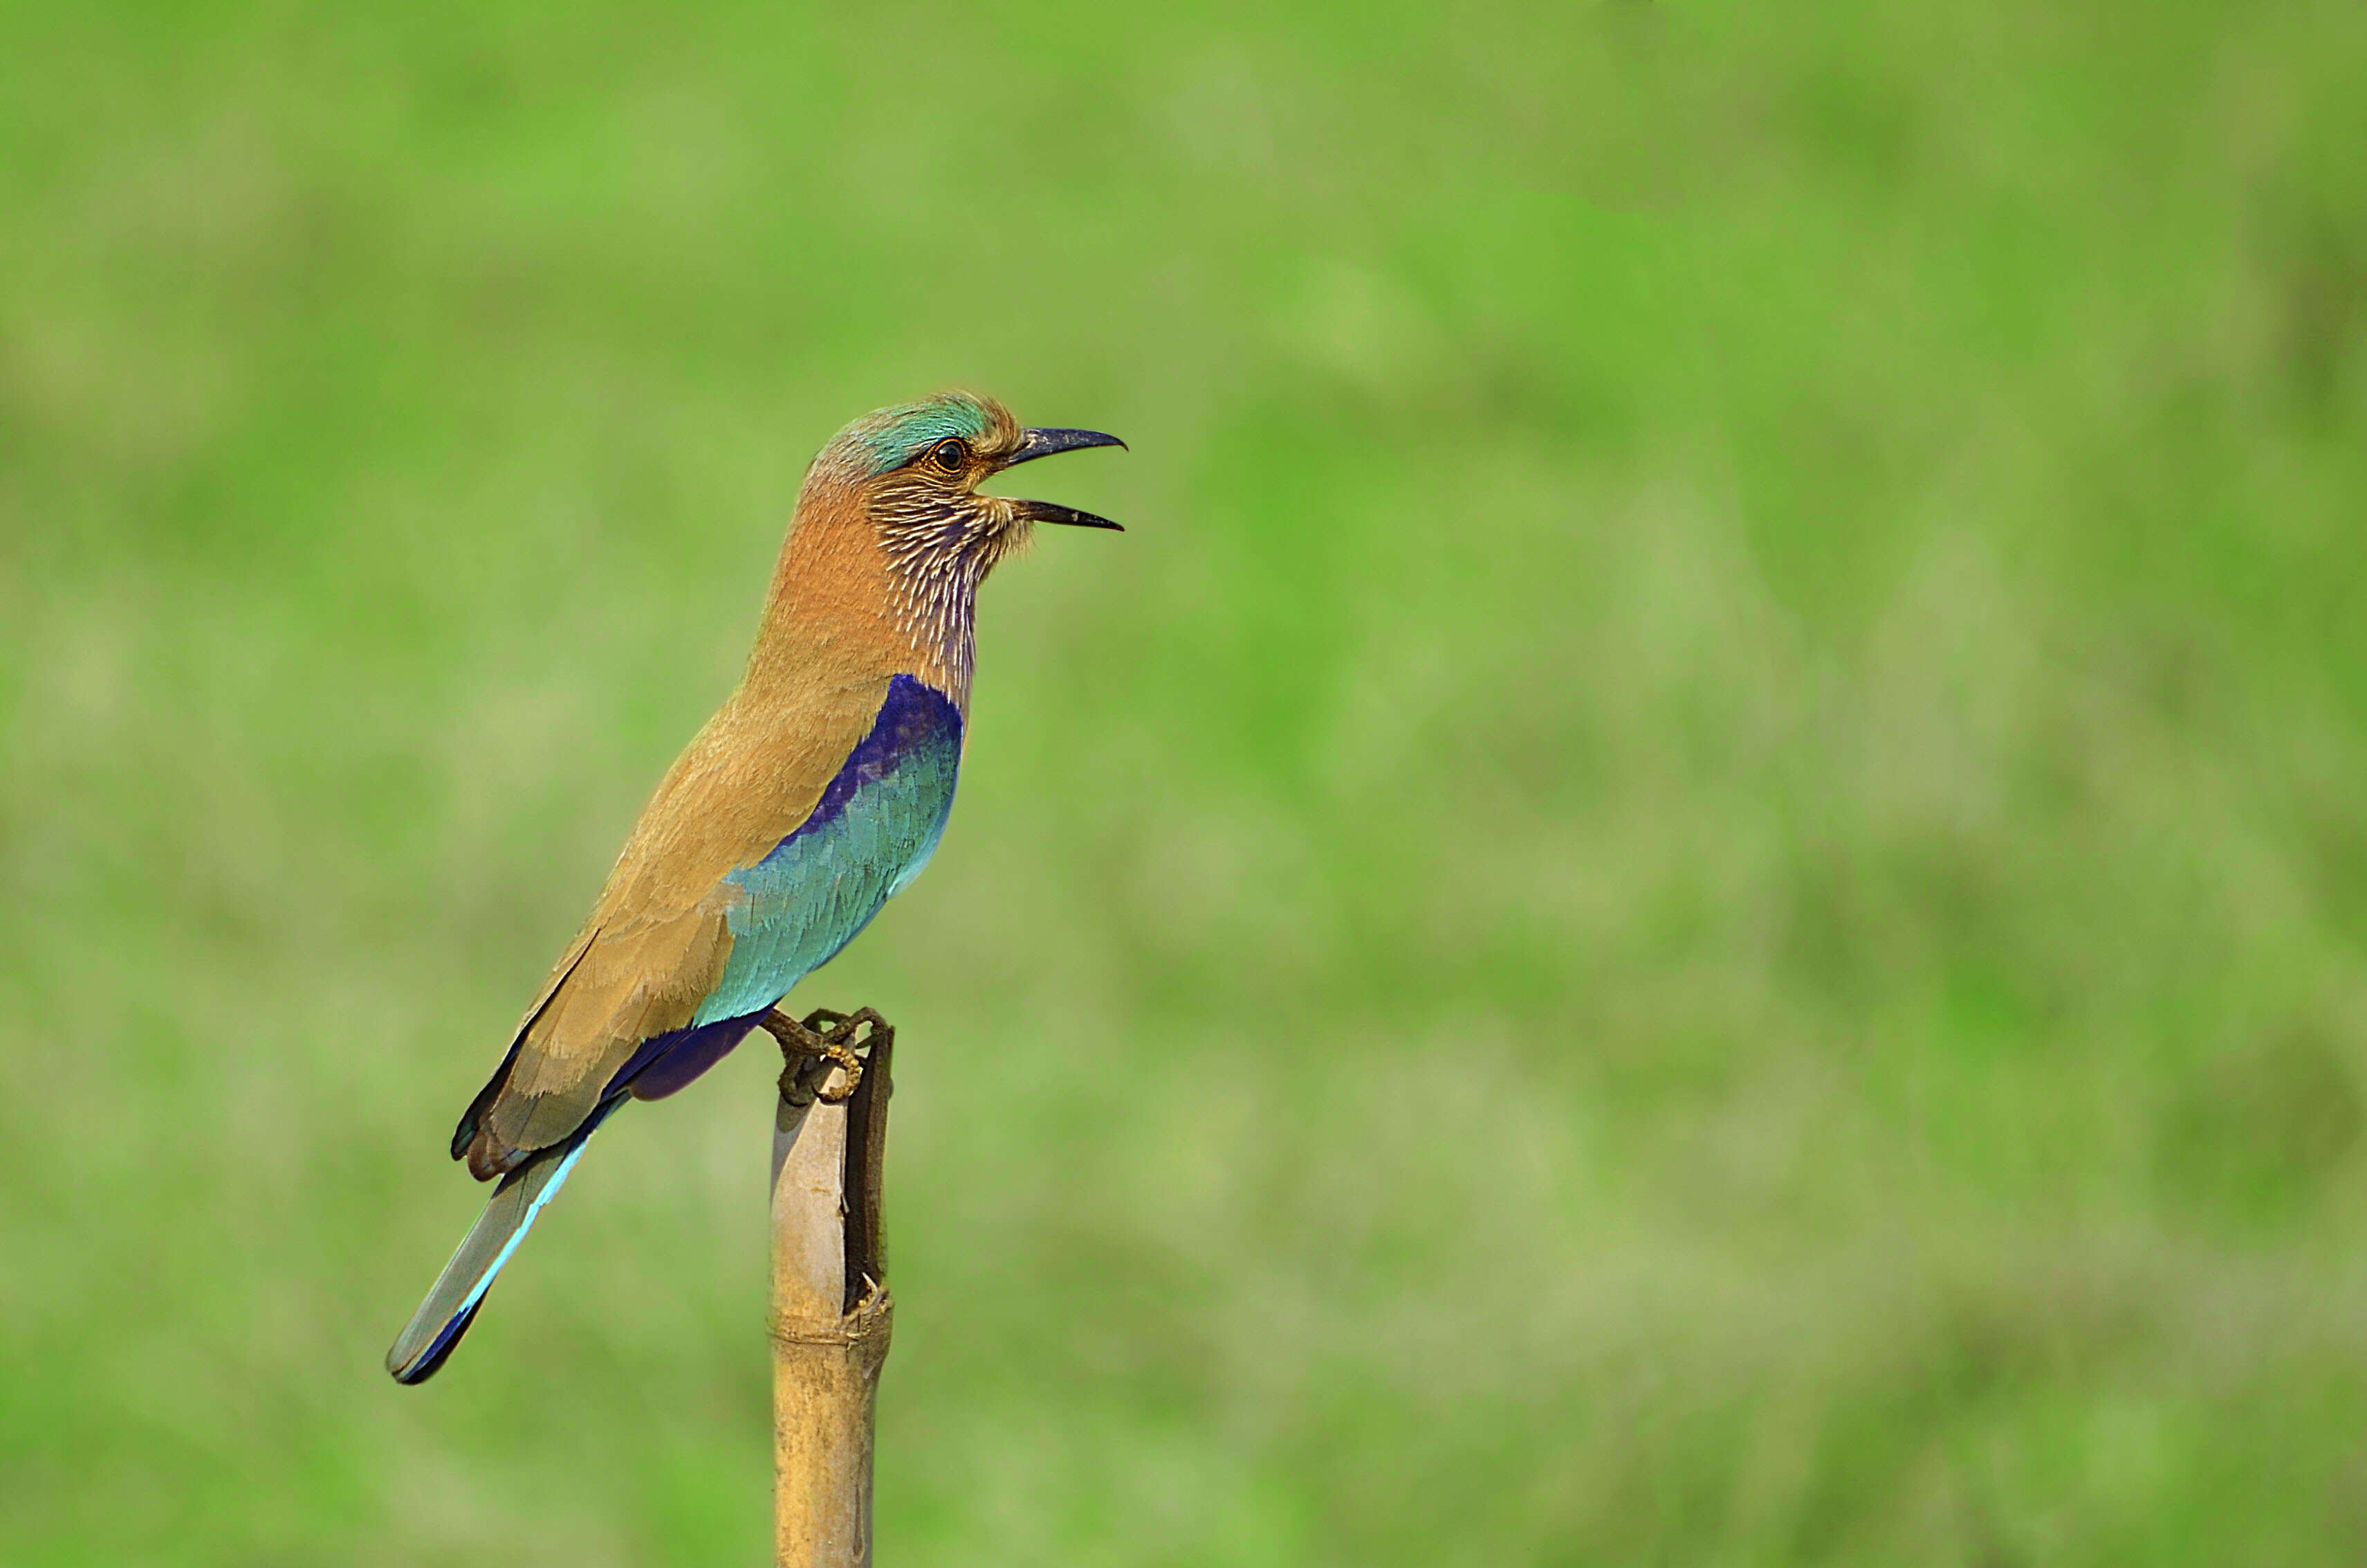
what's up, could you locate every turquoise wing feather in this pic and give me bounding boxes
[694,672,961,1024]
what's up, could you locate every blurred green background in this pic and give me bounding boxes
[4,2,2365,1562]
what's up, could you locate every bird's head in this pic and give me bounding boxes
[816,389,1123,566]
[789,391,1123,679]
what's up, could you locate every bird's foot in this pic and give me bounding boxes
[761,1006,886,1107]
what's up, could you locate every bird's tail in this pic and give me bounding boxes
[385,1099,621,1385]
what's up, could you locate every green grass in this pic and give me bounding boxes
[4,2,2366,1562]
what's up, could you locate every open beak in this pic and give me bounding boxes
[1001,427,1127,531]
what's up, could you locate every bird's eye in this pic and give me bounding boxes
[928,439,968,474]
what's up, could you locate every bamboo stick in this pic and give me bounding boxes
[765,1009,894,1568]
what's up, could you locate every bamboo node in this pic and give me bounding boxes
[768,1290,894,1349]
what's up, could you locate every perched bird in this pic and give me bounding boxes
[387,392,1123,1383]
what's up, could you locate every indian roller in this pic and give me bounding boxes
[386,391,1123,1383]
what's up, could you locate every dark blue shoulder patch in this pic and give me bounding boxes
[785,674,962,848]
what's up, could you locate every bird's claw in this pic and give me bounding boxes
[809,1040,863,1103]
[762,1006,885,1107]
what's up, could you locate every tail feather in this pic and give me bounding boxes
[387,1100,620,1385]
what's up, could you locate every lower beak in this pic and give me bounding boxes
[1002,426,1127,531]
[1011,499,1123,532]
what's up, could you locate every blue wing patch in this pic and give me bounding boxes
[691,673,961,1026]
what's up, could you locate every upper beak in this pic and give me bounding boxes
[1005,427,1128,466]
[1002,426,1127,531]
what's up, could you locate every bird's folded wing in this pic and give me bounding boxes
[463,670,960,1173]
[692,672,961,1024]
